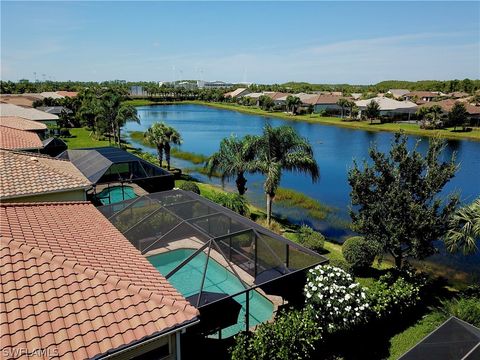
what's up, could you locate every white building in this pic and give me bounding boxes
[355,97,417,119]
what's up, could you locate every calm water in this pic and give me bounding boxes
[125,104,480,275]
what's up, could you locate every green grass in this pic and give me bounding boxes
[275,187,333,220]
[187,101,480,141]
[388,311,448,360]
[62,128,112,149]
[123,99,158,106]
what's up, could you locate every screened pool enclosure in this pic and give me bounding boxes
[99,189,327,336]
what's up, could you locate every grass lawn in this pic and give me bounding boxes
[62,127,112,149]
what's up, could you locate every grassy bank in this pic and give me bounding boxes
[275,187,333,220]
[185,101,480,141]
[63,127,112,149]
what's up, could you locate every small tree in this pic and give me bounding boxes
[144,122,182,169]
[365,100,380,123]
[444,198,479,255]
[348,133,459,268]
[286,95,301,114]
[258,95,275,111]
[448,102,469,131]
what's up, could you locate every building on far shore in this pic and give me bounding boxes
[355,97,417,120]
[224,87,251,99]
[197,80,233,89]
[387,89,410,99]
[0,103,59,126]
[403,91,437,104]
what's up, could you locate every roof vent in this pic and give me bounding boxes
[30,157,39,162]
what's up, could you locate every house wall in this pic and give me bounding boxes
[109,333,177,360]
[314,104,342,113]
[3,189,87,203]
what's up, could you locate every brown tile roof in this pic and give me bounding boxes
[0,116,48,131]
[419,99,480,115]
[404,91,437,98]
[0,202,198,359]
[302,94,347,105]
[56,91,78,98]
[0,150,91,199]
[0,126,44,151]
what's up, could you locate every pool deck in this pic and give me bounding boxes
[94,182,149,196]
[144,237,283,326]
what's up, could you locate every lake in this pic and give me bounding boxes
[124,104,480,275]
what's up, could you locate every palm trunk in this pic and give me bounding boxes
[266,192,274,225]
[165,143,171,170]
[157,145,163,167]
[236,172,247,195]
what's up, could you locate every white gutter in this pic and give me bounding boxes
[1,184,92,200]
[97,318,200,360]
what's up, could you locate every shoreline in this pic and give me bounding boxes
[125,99,480,142]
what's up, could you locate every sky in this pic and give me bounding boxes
[1,1,479,84]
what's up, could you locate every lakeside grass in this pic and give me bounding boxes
[275,187,333,220]
[136,100,480,141]
[62,127,112,149]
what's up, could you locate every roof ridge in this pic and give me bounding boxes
[3,237,198,317]
[0,149,70,161]
[0,201,91,207]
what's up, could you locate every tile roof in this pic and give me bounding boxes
[404,91,437,98]
[0,126,44,151]
[355,97,418,111]
[0,103,58,121]
[0,150,91,199]
[56,91,78,98]
[0,202,198,359]
[419,99,480,115]
[0,116,48,131]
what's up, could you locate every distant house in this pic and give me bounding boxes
[403,91,437,104]
[419,99,480,124]
[448,91,470,99]
[40,91,64,99]
[56,90,78,98]
[0,103,58,126]
[129,85,147,96]
[0,126,44,151]
[0,201,198,359]
[37,105,73,116]
[351,93,362,100]
[355,97,417,119]
[197,80,233,89]
[0,150,91,202]
[387,89,410,99]
[305,94,348,114]
[224,87,251,99]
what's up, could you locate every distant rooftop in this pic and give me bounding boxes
[0,103,58,121]
[0,116,47,131]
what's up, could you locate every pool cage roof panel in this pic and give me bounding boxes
[58,147,171,184]
[98,189,328,308]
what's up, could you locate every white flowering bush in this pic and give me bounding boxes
[305,265,369,331]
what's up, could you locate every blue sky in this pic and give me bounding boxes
[1,1,479,84]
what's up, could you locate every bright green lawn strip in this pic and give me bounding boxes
[388,311,448,360]
[62,128,111,149]
[187,101,480,141]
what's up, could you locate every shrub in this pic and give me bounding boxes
[255,218,283,234]
[297,225,325,251]
[206,192,250,216]
[59,128,71,137]
[441,297,480,327]
[342,236,376,272]
[366,271,424,319]
[231,308,322,360]
[178,181,200,194]
[305,265,369,332]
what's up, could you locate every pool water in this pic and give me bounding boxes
[95,185,137,205]
[148,248,274,338]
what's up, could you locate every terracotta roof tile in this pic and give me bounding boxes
[0,126,43,150]
[0,116,48,131]
[1,202,198,359]
[0,150,91,199]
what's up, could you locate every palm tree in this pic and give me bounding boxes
[96,89,139,146]
[144,122,182,170]
[286,95,301,114]
[251,124,319,224]
[365,100,380,123]
[206,135,256,195]
[336,98,350,118]
[445,198,479,255]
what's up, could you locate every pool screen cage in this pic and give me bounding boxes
[98,189,328,335]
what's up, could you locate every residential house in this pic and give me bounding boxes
[224,87,251,99]
[0,201,199,359]
[0,126,44,152]
[403,91,437,104]
[448,91,470,99]
[419,99,480,124]
[355,97,417,119]
[0,103,59,126]
[387,89,410,99]
[37,105,73,117]
[0,150,91,202]
[351,93,362,100]
[0,116,48,136]
[197,80,233,89]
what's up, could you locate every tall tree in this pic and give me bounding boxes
[259,95,275,111]
[286,96,302,114]
[206,135,256,195]
[444,198,479,255]
[348,133,459,268]
[448,102,469,131]
[336,98,351,118]
[365,100,380,123]
[251,124,319,224]
[144,122,182,170]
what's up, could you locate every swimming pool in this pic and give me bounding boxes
[95,185,137,205]
[148,248,274,338]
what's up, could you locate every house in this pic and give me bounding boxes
[0,103,59,126]
[40,91,65,99]
[0,201,199,359]
[448,91,470,99]
[304,94,348,114]
[403,91,437,104]
[197,80,233,89]
[37,105,73,116]
[129,85,147,96]
[0,93,44,107]
[224,87,251,99]
[0,150,91,202]
[418,99,480,124]
[56,91,78,98]
[351,93,362,100]
[0,116,48,135]
[355,97,417,119]
[387,89,410,99]
[0,126,44,151]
